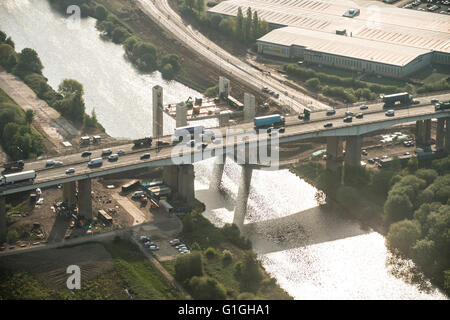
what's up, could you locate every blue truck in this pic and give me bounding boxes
[254,114,285,129]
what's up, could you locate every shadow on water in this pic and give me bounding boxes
[241,206,371,255]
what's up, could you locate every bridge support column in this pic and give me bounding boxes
[0,196,6,243]
[344,136,362,167]
[416,120,431,147]
[436,118,446,152]
[210,153,227,190]
[244,93,256,122]
[219,112,230,127]
[63,181,76,208]
[233,165,253,230]
[424,119,432,146]
[326,136,344,171]
[78,179,92,220]
[152,85,164,138]
[219,76,230,98]
[176,102,187,127]
[446,118,450,153]
[163,165,195,204]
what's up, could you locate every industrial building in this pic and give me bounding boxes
[208,0,450,78]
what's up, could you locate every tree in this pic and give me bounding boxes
[252,11,259,41]
[195,0,205,12]
[210,14,222,29]
[305,78,320,90]
[245,7,252,42]
[0,30,6,43]
[58,79,84,97]
[123,36,140,55]
[415,169,438,186]
[371,170,395,196]
[14,48,43,76]
[174,251,203,282]
[386,219,421,255]
[94,5,108,20]
[25,110,34,125]
[188,276,227,300]
[0,44,14,66]
[384,193,413,222]
[112,27,130,44]
[410,239,436,273]
[236,7,244,41]
[407,156,419,174]
[235,251,263,290]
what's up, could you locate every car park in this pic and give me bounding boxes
[326,109,336,116]
[101,148,112,156]
[324,122,333,128]
[385,110,395,117]
[356,113,364,119]
[108,154,119,161]
[65,168,75,174]
[343,116,353,123]
[360,105,368,110]
[81,151,92,157]
[140,153,150,160]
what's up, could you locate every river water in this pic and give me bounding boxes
[0,0,446,299]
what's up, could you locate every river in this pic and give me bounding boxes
[0,0,446,299]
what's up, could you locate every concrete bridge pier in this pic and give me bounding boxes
[0,196,6,243]
[445,118,450,153]
[77,179,92,220]
[152,85,164,138]
[344,136,362,167]
[176,102,187,127]
[416,120,431,147]
[233,165,253,230]
[219,112,230,127]
[436,118,446,152]
[163,164,195,204]
[244,93,256,122]
[326,136,344,170]
[210,153,227,190]
[62,181,77,208]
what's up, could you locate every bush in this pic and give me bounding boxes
[386,219,421,255]
[94,5,108,20]
[6,229,20,244]
[222,250,233,264]
[204,85,219,98]
[111,27,131,44]
[384,193,413,222]
[237,292,256,300]
[305,78,320,90]
[234,251,263,290]
[204,247,218,259]
[188,276,227,300]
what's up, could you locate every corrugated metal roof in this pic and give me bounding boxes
[258,27,431,66]
[208,0,450,54]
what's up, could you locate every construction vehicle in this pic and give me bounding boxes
[133,137,153,147]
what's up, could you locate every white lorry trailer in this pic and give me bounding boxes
[0,170,37,186]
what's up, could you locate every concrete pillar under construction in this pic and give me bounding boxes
[176,102,187,127]
[219,76,230,99]
[446,118,450,153]
[244,93,256,122]
[0,196,6,243]
[77,179,92,220]
[233,165,253,230]
[152,85,164,138]
[326,136,344,171]
[163,166,178,192]
[436,118,446,152]
[210,153,227,190]
[415,120,424,146]
[424,119,432,146]
[63,181,77,208]
[344,136,362,167]
[219,111,230,127]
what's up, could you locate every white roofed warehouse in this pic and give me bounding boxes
[208,0,450,78]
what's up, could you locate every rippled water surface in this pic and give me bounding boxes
[1,0,446,299]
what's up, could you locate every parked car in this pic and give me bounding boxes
[368,158,375,164]
[431,99,439,104]
[362,150,368,156]
[81,151,92,157]
[412,99,420,105]
[140,236,150,243]
[324,122,333,128]
[45,160,55,167]
[140,153,150,160]
[65,168,75,174]
[170,239,181,246]
[54,161,63,167]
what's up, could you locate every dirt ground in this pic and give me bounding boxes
[0,242,114,290]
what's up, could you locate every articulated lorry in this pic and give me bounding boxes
[435,101,450,111]
[2,160,25,173]
[254,114,285,129]
[133,137,153,147]
[0,170,36,186]
[297,108,311,121]
[381,92,413,108]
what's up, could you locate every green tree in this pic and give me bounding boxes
[58,79,84,97]
[236,7,244,41]
[415,169,438,186]
[235,251,263,290]
[386,219,421,255]
[14,48,43,76]
[94,5,108,20]
[410,239,436,273]
[0,30,6,43]
[174,251,203,282]
[195,0,205,12]
[123,36,140,54]
[188,276,227,300]
[0,44,14,66]
[185,0,195,9]
[407,156,419,174]
[25,109,34,125]
[305,78,321,90]
[384,193,413,222]
[252,11,259,41]
[112,27,130,44]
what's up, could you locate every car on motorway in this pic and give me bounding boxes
[359,105,368,110]
[140,153,150,160]
[54,161,63,167]
[362,150,368,156]
[45,160,55,167]
[356,113,364,119]
[412,99,420,105]
[117,149,125,156]
[431,99,439,104]
[157,141,170,147]
[81,151,92,157]
[385,110,395,117]
[324,122,333,128]
[278,127,285,133]
[343,116,353,123]
[65,168,75,174]
[326,109,336,116]
[101,148,112,156]
[345,111,354,117]
[197,142,208,150]
[108,154,119,161]
[88,158,103,168]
